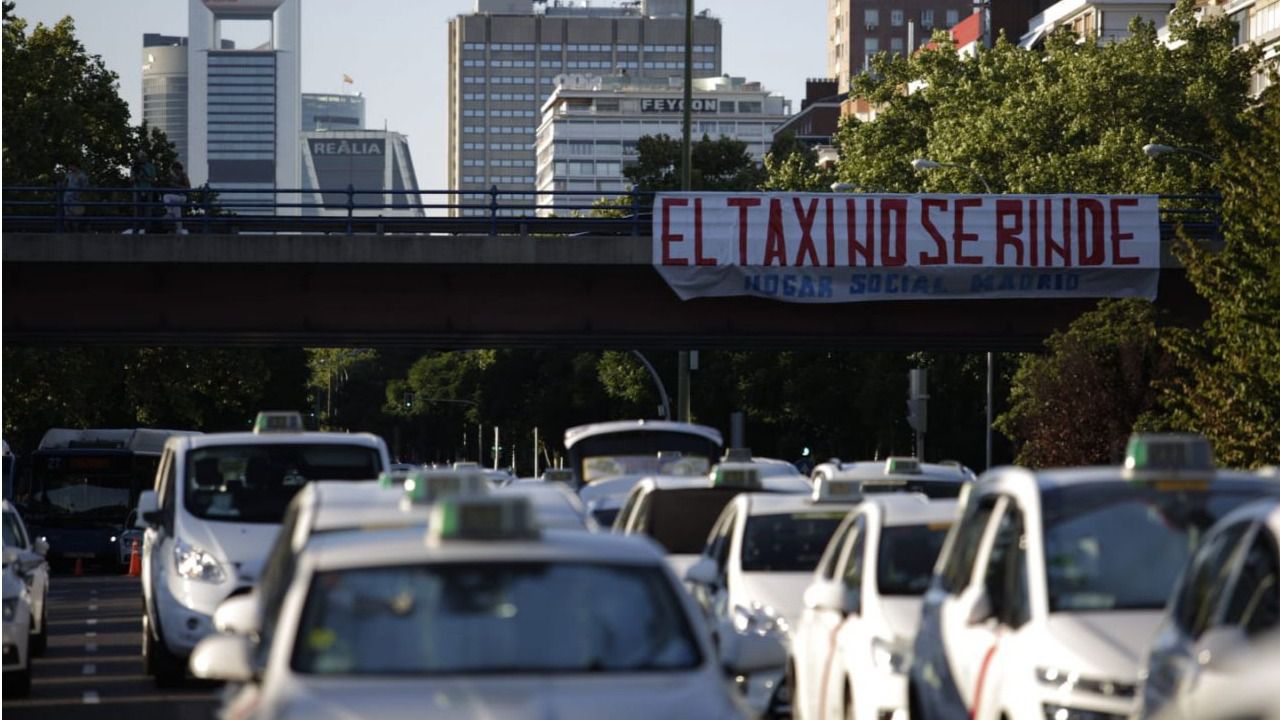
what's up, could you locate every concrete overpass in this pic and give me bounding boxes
[2,232,1209,351]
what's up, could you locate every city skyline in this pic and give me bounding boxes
[11,0,827,192]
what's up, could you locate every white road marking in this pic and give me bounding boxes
[89,604,98,611]
[86,618,98,625]
[85,631,97,638]
[83,691,100,704]
[83,663,97,675]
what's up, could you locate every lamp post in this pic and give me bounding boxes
[675,0,695,423]
[1142,143,1217,164]
[911,157,996,470]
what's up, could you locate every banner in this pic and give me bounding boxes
[651,192,1161,302]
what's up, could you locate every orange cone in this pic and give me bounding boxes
[127,540,141,577]
[74,557,84,577]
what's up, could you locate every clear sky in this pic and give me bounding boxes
[12,0,828,190]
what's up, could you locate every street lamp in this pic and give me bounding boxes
[1141,143,1217,163]
[911,157,996,470]
[830,182,857,193]
[910,158,994,193]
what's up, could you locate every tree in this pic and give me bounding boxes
[623,133,767,192]
[762,132,837,192]
[833,1,1261,196]
[996,300,1174,467]
[1160,90,1280,467]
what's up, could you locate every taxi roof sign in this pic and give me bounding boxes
[711,462,762,489]
[253,411,304,434]
[541,468,575,484]
[1124,433,1214,479]
[426,496,539,545]
[723,447,753,463]
[884,457,922,475]
[403,469,490,506]
[812,474,861,503]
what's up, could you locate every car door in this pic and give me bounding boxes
[969,497,1031,720]
[794,511,859,720]
[935,493,1006,718]
[810,514,866,720]
[692,505,735,617]
[1183,521,1279,719]
[143,449,176,622]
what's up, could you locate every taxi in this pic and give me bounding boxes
[190,496,773,720]
[2,501,49,656]
[137,411,390,686]
[790,488,957,720]
[2,547,32,697]
[613,462,810,578]
[908,433,1280,720]
[686,474,864,717]
[811,456,971,499]
[1139,495,1280,719]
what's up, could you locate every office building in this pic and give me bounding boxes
[188,0,301,212]
[1224,0,1279,95]
[142,33,235,170]
[828,0,975,92]
[1019,0,1175,47]
[300,130,422,217]
[302,92,366,131]
[772,78,844,148]
[535,74,789,215]
[448,0,723,216]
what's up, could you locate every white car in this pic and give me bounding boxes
[686,482,862,717]
[1151,628,1280,720]
[190,496,776,720]
[494,480,596,531]
[2,548,32,698]
[908,433,1280,720]
[2,500,50,656]
[137,411,391,686]
[790,493,957,720]
[811,457,971,499]
[613,465,811,578]
[1139,496,1280,719]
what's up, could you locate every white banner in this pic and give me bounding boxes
[652,192,1162,302]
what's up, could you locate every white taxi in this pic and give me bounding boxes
[190,496,773,720]
[138,411,390,685]
[1139,495,1280,719]
[790,491,957,720]
[812,456,971,500]
[908,433,1280,720]
[2,501,49,656]
[2,548,32,698]
[686,477,862,717]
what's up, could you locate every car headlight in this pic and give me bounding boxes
[732,603,789,637]
[173,539,226,583]
[2,598,17,622]
[871,636,911,674]
[1036,667,1136,699]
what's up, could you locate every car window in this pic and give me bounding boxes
[159,451,177,530]
[877,522,951,597]
[817,514,857,581]
[613,487,643,532]
[1220,529,1280,637]
[645,488,741,554]
[256,501,303,666]
[1173,521,1253,636]
[183,444,381,524]
[983,501,1030,628]
[741,511,846,573]
[291,561,703,675]
[3,511,27,549]
[706,506,734,571]
[940,495,998,594]
[840,516,866,614]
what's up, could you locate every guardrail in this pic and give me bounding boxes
[1,185,1222,240]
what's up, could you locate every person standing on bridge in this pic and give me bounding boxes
[163,161,190,234]
[61,161,89,232]
[130,150,156,233]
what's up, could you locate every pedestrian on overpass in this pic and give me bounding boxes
[130,150,156,233]
[62,161,89,232]
[163,162,190,234]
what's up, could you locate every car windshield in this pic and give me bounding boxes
[877,523,951,595]
[184,444,382,523]
[862,480,962,499]
[582,454,710,483]
[741,512,846,572]
[291,561,702,675]
[1042,480,1278,612]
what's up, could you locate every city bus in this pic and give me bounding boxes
[23,428,200,566]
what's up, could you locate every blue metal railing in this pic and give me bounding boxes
[1,185,1221,240]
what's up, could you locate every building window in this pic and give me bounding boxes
[737,101,762,113]
[921,9,934,28]
[891,37,904,52]
[891,9,904,26]
[946,9,960,26]
[864,8,879,29]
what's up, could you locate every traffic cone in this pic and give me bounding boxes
[74,558,84,577]
[127,540,141,577]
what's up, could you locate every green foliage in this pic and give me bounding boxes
[623,133,767,192]
[762,132,838,192]
[1160,92,1280,467]
[834,2,1260,195]
[996,300,1174,467]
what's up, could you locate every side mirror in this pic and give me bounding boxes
[33,537,49,557]
[966,588,994,625]
[1197,625,1248,669]
[189,633,255,683]
[803,581,849,613]
[2,547,18,566]
[717,621,788,675]
[214,593,262,637]
[685,556,719,587]
[137,491,162,528]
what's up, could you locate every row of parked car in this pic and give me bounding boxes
[16,410,1275,719]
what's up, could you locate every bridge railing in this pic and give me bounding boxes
[1,185,1220,240]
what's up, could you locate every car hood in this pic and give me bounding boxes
[737,572,811,628]
[179,518,280,583]
[1039,611,1164,681]
[276,671,743,720]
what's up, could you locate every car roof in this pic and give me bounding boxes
[169,431,386,450]
[638,474,811,494]
[304,525,666,571]
[738,492,859,516]
[303,481,427,532]
[863,493,960,527]
[563,420,723,449]
[985,465,1275,491]
[828,460,972,484]
[493,483,591,530]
